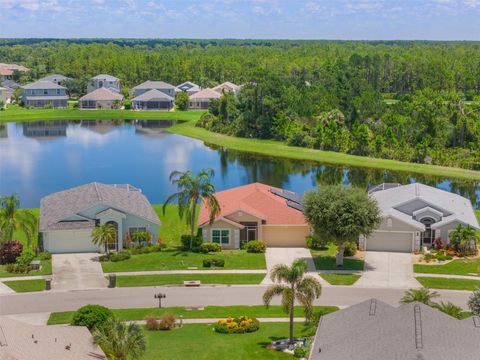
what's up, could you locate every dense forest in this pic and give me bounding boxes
[2,39,480,169]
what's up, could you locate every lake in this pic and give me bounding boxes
[0,119,478,208]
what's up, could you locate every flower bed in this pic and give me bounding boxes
[214,316,260,334]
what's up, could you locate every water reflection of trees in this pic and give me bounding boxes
[208,143,479,207]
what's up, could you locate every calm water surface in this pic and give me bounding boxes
[0,119,478,208]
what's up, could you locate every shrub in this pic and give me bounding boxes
[110,251,131,262]
[214,316,260,334]
[468,288,480,316]
[71,304,114,330]
[16,249,35,267]
[306,235,329,250]
[159,313,177,330]
[343,241,357,257]
[6,263,31,274]
[199,243,221,253]
[0,241,23,264]
[180,235,203,250]
[294,347,307,358]
[37,251,52,260]
[245,240,267,253]
[203,258,225,268]
[145,316,161,331]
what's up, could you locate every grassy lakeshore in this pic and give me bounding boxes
[0,106,205,122]
[168,120,480,180]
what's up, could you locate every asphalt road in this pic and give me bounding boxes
[0,285,472,315]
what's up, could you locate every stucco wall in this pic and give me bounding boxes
[377,217,421,232]
[201,219,238,249]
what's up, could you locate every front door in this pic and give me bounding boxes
[240,222,258,245]
[106,221,118,251]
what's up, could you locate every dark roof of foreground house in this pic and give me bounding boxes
[132,80,175,90]
[132,88,174,102]
[40,182,160,231]
[0,316,106,360]
[310,299,480,360]
[79,87,124,101]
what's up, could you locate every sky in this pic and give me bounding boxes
[1,0,480,40]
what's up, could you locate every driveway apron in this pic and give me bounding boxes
[52,253,107,290]
[354,251,420,289]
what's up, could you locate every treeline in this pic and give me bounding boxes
[1,39,480,168]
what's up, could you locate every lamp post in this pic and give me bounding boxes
[154,292,166,308]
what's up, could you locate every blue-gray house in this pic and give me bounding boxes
[39,183,160,253]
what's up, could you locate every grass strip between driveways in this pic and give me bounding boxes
[48,305,339,325]
[3,279,46,292]
[320,273,361,285]
[416,277,480,291]
[116,273,266,287]
[413,258,480,277]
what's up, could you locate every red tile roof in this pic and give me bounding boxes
[0,67,13,76]
[198,183,307,227]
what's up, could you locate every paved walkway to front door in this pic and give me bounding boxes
[52,253,107,290]
[353,251,420,289]
[262,247,326,285]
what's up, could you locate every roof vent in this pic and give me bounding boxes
[369,299,377,316]
[415,183,420,197]
[414,305,423,349]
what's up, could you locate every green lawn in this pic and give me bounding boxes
[48,305,339,325]
[0,259,52,278]
[0,105,205,122]
[168,119,480,181]
[3,279,46,292]
[320,273,361,285]
[416,277,480,291]
[414,258,480,277]
[116,273,265,287]
[102,250,266,272]
[154,204,198,247]
[310,245,364,271]
[142,323,311,360]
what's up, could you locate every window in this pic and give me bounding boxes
[212,229,230,245]
[129,227,146,236]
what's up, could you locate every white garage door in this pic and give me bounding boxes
[44,230,99,253]
[366,232,413,253]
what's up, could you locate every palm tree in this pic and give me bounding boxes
[0,194,37,247]
[93,319,146,360]
[433,301,464,319]
[91,224,117,253]
[263,259,322,344]
[400,288,439,306]
[163,168,220,250]
[449,225,478,255]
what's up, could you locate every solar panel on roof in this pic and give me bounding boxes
[287,200,304,212]
[270,188,303,205]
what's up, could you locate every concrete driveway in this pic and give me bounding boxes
[262,247,323,285]
[52,253,107,290]
[354,251,420,289]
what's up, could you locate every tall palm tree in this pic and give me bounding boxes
[263,259,322,344]
[163,168,220,250]
[91,224,117,253]
[400,288,439,306]
[0,194,37,247]
[433,301,464,319]
[93,319,146,360]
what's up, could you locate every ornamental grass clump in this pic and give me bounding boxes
[214,316,260,334]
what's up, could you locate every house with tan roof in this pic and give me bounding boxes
[0,316,106,360]
[212,81,241,95]
[360,183,479,253]
[40,182,160,253]
[79,87,124,109]
[188,88,222,110]
[198,183,309,248]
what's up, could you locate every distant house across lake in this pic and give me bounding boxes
[132,80,176,98]
[87,74,121,94]
[21,80,68,108]
[39,74,70,86]
[79,87,123,109]
[176,81,201,95]
[188,88,221,109]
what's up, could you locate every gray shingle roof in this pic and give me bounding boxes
[1,80,21,89]
[370,183,479,230]
[92,74,119,81]
[40,182,160,231]
[176,81,201,92]
[310,299,480,360]
[0,316,106,360]
[39,74,69,82]
[132,88,173,101]
[22,80,66,90]
[133,80,175,90]
[79,87,123,101]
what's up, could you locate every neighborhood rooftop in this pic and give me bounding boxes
[132,88,174,101]
[92,74,119,81]
[22,80,66,90]
[310,299,480,360]
[79,87,124,101]
[40,182,160,231]
[188,88,222,100]
[132,80,175,90]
